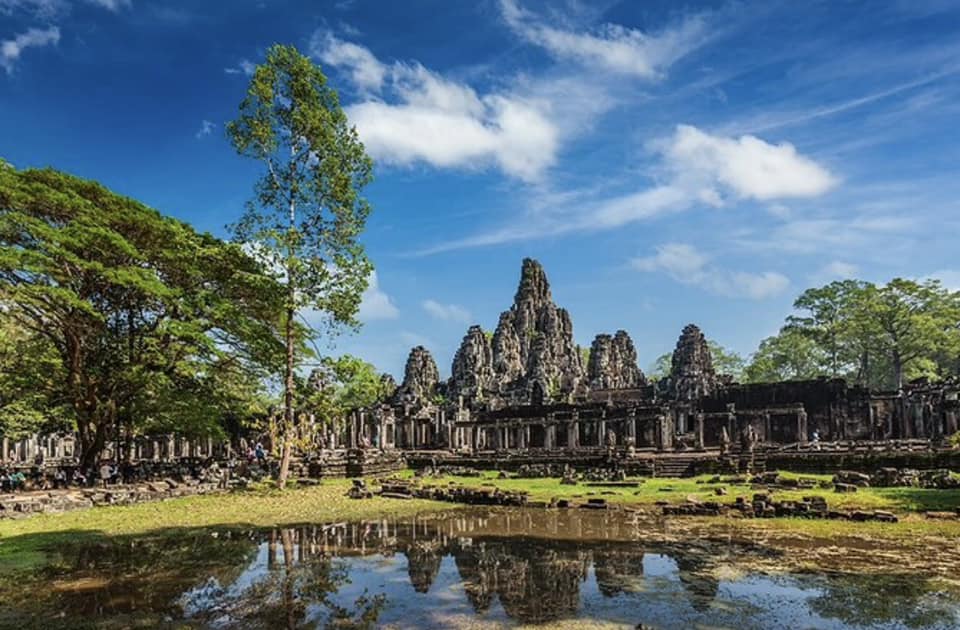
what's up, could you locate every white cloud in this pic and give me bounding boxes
[1,26,59,74]
[736,215,911,255]
[84,0,130,10]
[0,0,66,18]
[631,242,789,300]
[422,299,471,324]
[816,261,859,282]
[194,119,215,139]
[660,124,839,202]
[310,32,559,182]
[224,59,255,77]
[930,269,960,292]
[500,0,708,79]
[313,32,385,92]
[358,271,399,321]
[418,124,837,254]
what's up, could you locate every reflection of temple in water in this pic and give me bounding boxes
[593,548,647,597]
[17,510,959,630]
[269,511,732,624]
[451,540,589,622]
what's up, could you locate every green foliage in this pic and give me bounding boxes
[744,327,828,383]
[707,340,746,380]
[227,44,375,487]
[784,278,960,389]
[949,432,960,449]
[297,355,392,431]
[0,161,284,463]
[647,352,672,382]
[227,44,373,333]
[0,316,72,438]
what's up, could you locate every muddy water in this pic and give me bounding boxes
[2,507,960,629]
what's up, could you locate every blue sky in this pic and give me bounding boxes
[2,0,960,379]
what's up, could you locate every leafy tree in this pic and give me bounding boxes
[0,161,283,466]
[707,340,746,381]
[0,315,71,439]
[227,45,374,488]
[853,279,960,388]
[787,280,870,377]
[647,352,672,382]
[744,327,827,383]
[647,341,744,382]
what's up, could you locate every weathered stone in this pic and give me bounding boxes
[395,346,440,405]
[587,330,645,390]
[488,258,585,404]
[448,325,495,401]
[664,324,718,401]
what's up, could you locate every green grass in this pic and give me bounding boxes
[2,471,959,569]
[406,469,960,513]
[0,479,445,571]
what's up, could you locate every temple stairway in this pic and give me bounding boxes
[650,452,766,477]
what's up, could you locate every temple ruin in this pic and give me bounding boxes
[349,258,960,475]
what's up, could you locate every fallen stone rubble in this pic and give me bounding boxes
[375,479,529,506]
[662,492,899,523]
[868,467,960,489]
[0,478,228,520]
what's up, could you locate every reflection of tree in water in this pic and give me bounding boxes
[452,538,588,623]
[593,547,646,597]
[807,573,960,629]
[10,532,258,623]
[183,527,385,630]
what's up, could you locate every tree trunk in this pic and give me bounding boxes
[277,301,295,488]
[277,147,298,489]
[893,350,904,390]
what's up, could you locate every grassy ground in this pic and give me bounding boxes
[0,479,445,571]
[399,469,960,539]
[2,471,959,570]
[402,469,960,513]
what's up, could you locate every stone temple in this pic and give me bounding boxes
[346,259,959,475]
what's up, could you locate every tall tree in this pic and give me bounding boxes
[787,280,870,377]
[707,340,746,381]
[227,45,374,488]
[853,278,960,389]
[744,327,827,383]
[0,160,283,466]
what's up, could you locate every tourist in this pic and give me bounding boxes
[72,468,87,487]
[9,470,26,492]
[53,468,67,489]
[32,466,48,490]
[812,430,821,451]
[254,442,266,465]
[99,461,112,487]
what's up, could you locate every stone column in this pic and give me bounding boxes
[694,413,705,450]
[797,407,808,444]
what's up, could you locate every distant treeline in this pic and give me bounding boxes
[650,279,960,390]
